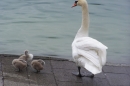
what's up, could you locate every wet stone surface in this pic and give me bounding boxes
[0,54,130,86]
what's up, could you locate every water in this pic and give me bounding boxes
[0,0,130,64]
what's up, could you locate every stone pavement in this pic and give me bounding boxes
[0,54,130,86]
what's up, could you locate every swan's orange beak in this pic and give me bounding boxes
[71,3,77,8]
[71,1,78,8]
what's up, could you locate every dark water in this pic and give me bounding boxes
[0,0,130,64]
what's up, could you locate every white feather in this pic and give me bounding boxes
[28,54,33,61]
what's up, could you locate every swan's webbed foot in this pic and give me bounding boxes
[85,74,94,78]
[72,66,94,78]
[72,72,94,78]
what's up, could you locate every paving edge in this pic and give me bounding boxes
[0,54,130,67]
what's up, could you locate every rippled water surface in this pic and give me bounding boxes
[0,0,130,64]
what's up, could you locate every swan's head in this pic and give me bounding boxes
[72,0,87,7]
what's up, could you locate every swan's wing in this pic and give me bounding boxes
[75,37,108,65]
[72,43,102,74]
[75,37,108,50]
[72,37,108,74]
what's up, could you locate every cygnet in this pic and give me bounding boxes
[12,59,27,72]
[31,59,45,73]
[19,50,33,65]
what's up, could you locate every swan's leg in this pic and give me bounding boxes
[72,67,82,77]
[78,66,82,77]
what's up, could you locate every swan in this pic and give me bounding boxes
[31,59,45,73]
[12,59,27,72]
[71,0,108,78]
[19,50,33,64]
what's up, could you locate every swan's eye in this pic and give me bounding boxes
[75,1,78,4]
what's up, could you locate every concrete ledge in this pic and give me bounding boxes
[0,54,130,86]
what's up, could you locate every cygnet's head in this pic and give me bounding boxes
[25,50,28,55]
[72,0,87,7]
[38,59,45,65]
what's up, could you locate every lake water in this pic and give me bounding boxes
[0,0,130,64]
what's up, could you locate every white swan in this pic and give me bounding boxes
[71,0,108,78]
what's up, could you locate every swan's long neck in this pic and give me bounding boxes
[75,2,89,39]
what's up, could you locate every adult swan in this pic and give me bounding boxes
[71,0,108,78]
